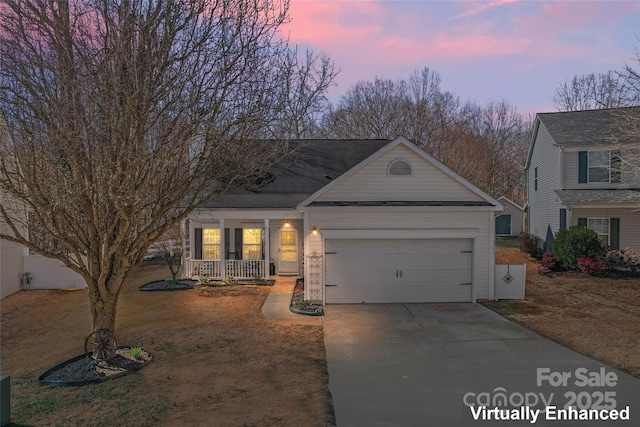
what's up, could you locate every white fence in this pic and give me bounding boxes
[184,259,265,279]
[494,263,526,299]
[23,255,86,290]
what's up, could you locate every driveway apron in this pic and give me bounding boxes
[323,303,640,427]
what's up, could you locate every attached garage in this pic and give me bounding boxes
[298,137,503,303]
[324,238,474,303]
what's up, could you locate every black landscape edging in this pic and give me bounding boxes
[289,305,324,316]
[138,280,195,292]
[38,346,153,387]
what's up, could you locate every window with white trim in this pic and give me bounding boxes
[242,228,262,260]
[588,151,611,183]
[203,229,220,259]
[587,218,609,246]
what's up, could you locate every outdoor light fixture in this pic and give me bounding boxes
[311,226,318,235]
[284,220,290,227]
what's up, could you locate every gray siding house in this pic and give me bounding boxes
[495,196,525,236]
[525,108,640,252]
[183,137,502,303]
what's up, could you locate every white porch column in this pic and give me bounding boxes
[219,218,225,278]
[264,219,270,279]
[180,219,188,277]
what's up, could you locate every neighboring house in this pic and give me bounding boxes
[525,107,640,252]
[495,196,525,236]
[183,137,502,304]
[0,210,27,299]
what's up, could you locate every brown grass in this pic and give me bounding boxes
[0,265,333,427]
[488,248,640,378]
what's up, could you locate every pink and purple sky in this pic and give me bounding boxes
[283,0,640,114]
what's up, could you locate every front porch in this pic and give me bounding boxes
[182,213,305,280]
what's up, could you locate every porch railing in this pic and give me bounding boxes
[184,259,265,279]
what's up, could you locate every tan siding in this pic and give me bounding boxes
[564,148,640,189]
[570,208,640,252]
[528,123,564,240]
[309,209,493,300]
[317,145,483,202]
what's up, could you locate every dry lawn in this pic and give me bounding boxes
[0,264,333,427]
[487,248,640,379]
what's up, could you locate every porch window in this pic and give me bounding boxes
[587,218,609,246]
[203,229,221,259]
[242,228,262,260]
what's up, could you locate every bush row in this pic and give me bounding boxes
[520,229,639,276]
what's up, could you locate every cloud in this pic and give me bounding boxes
[450,0,521,20]
[285,0,385,47]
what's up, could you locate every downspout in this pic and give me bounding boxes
[489,211,496,301]
[263,219,270,280]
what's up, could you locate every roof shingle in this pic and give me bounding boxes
[538,107,640,145]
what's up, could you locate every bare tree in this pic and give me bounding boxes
[553,71,637,111]
[320,77,411,139]
[151,225,183,282]
[0,0,332,337]
[272,48,338,138]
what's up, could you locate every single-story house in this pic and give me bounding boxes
[182,137,502,304]
[494,196,525,236]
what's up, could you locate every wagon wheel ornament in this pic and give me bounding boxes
[84,329,117,360]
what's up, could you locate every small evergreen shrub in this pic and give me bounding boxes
[519,232,544,260]
[577,257,606,276]
[552,227,605,269]
[541,251,558,270]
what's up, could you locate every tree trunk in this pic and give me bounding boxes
[89,291,119,334]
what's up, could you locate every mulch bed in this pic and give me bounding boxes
[39,347,152,387]
[290,278,323,316]
[139,279,195,291]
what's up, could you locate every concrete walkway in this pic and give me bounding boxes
[261,276,323,326]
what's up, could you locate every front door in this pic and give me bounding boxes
[279,229,298,274]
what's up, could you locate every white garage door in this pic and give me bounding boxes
[324,238,473,303]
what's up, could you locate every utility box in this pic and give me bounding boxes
[0,375,9,426]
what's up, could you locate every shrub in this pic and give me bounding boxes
[605,247,639,267]
[519,232,544,260]
[541,251,558,270]
[552,227,605,269]
[577,257,606,276]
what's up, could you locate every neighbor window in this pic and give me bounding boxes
[587,218,609,247]
[588,151,611,183]
[203,229,220,259]
[242,228,262,260]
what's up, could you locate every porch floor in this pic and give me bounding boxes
[261,277,323,326]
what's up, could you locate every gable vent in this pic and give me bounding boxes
[388,159,412,176]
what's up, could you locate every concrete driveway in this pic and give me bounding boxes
[324,303,640,427]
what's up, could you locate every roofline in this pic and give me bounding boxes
[300,205,503,212]
[495,196,525,211]
[562,202,640,209]
[525,115,542,170]
[298,136,501,208]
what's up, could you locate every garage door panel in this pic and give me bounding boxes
[325,238,473,303]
